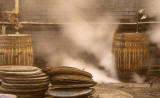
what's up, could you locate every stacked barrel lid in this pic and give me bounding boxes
[45,66,97,98]
[0,94,17,98]
[0,66,49,98]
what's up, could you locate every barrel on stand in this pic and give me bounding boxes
[112,33,150,81]
[0,34,33,66]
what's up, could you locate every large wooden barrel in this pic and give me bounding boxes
[0,34,33,66]
[112,33,150,80]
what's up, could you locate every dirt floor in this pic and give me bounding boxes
[95,83,160,98]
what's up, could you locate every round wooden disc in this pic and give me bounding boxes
[0,94,17,98]
[51,83,96,89]
[0,93,44,98]
[0,66,40,72]
[3,78,49,84]
[0,70,43,76]
[51,74,94,85]
[3,76,49,81]
[48,88,95,97]
[0,73,47,79]
[16,94,44,98]
[1,82,49,89]
[43,66,92,78]
[0,86,48,94]
[0,92,45,98]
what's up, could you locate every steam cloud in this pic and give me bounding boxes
[132,73,146,83]
[32,0,120,83]
[145,0,160,47]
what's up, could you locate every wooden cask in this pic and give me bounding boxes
[0,34,33,66]
[112,33,150,80]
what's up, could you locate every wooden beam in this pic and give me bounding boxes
[0,21,159,25]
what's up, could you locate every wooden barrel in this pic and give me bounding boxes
[0,34,33,66]
[112,33,150,80]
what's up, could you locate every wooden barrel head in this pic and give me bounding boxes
[0,94,17,98]
[0,66,40,72]
[0,70,43,76]
[3,75,49,81]
[44,66,93,78]
[51,74,94,85]
[1,82,49,90]
[3,78,49,84]
[48,88,95,97]
[51,83,97,89]
[0,86,47,94]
